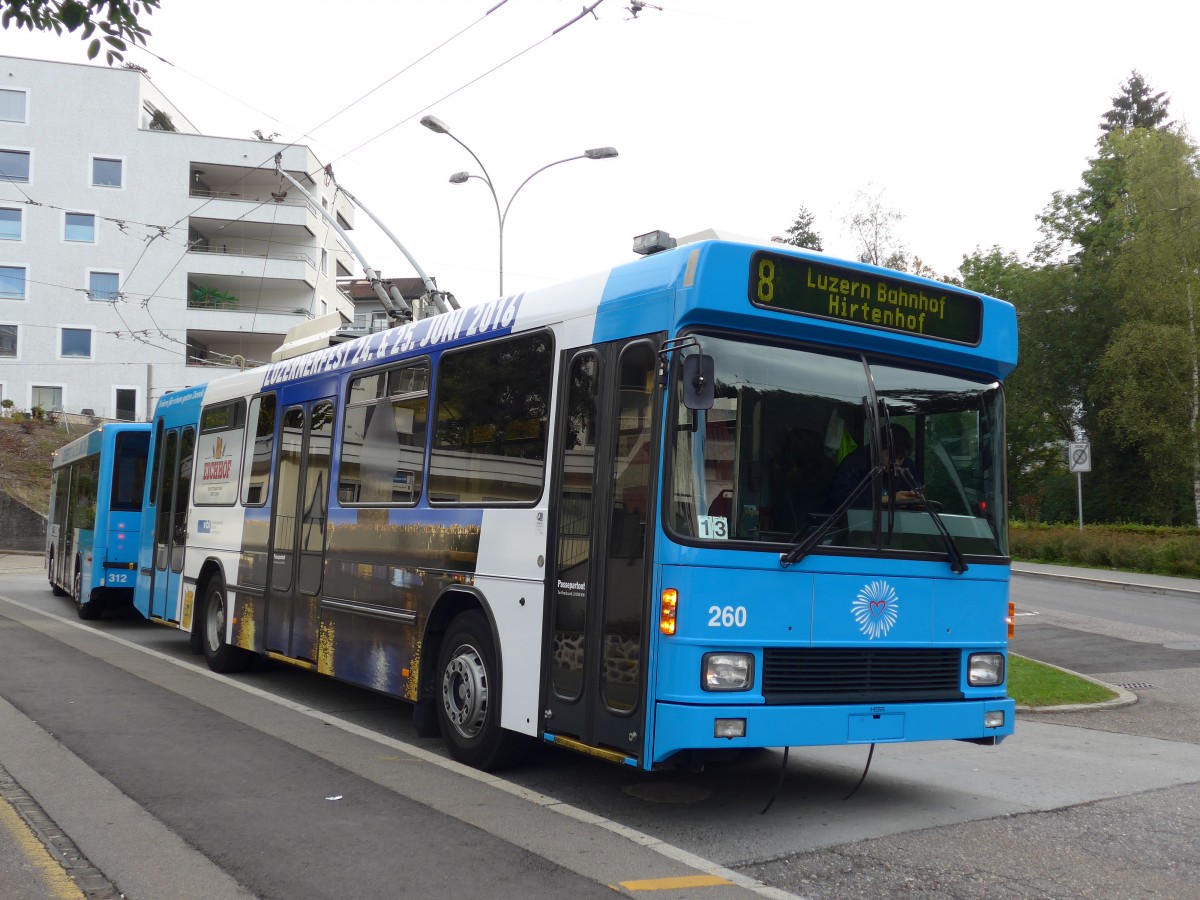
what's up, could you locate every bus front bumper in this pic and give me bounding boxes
[651,697,1015,765]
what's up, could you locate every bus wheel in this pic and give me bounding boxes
[436,611,527,771]
[74,566,102,620]
[48,553,68,597]
[201,581,251,674]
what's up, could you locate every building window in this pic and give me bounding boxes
[0,149,30,182]
[321,248,328,274]
[0,89,25,123]
[115,388,137,422]
[65,212,96,242]
[61,328,92,358]
[0,208,19,241]
[31,385,62,412]
[92,157,123,188]
[88,271,120,302]
[0,323,16,357]
[0,266,25,300]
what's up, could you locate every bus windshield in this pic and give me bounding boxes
[667,333,1007,558]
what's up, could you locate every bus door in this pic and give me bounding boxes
[264,399,333,662]
[149,426,195,621]
[543,339,659,760]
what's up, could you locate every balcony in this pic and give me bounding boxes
[185,273,322,328]
[186,329,286,370]
[188,162,354,230]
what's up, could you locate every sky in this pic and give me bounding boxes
[5,0,1199,306]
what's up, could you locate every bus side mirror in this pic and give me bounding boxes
[682,354,715,410]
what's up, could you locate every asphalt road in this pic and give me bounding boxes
[2,560,1200,898]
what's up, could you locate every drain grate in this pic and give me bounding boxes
[1116,682,1155,690]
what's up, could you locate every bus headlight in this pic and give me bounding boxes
[702,652,754,691]
[968,653,1005,686]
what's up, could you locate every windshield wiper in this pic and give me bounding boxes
[779,464,885,568]
[894,466,969,574]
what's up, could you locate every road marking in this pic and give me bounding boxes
[0,789,86,900]
[0,592,805,900]
[618,874,735,890]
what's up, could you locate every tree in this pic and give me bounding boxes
[844,186,906,269]
[1,1,159,65]
[1095,126,1200,524]
[1031,72,1200,524]
[780,205,823,251]
[1100,70,1171,135]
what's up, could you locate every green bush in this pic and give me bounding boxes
[1010,521,1200,577]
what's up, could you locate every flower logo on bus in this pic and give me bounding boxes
[852,580,899,640]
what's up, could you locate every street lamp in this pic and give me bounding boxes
[420,114,618,295]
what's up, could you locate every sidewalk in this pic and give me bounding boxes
[1012,560,1200,599]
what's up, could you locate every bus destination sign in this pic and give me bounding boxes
[748,251,983,345]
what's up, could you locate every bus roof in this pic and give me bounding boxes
[152,237,1017,418]
[52,421,152,468]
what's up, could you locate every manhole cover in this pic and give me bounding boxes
[1163,641,1200,650]
[623,782,713,803]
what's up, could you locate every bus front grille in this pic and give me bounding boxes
[761,648,963,704]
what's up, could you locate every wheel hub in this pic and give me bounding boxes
[442,644,488,739]
[206,592,225,651]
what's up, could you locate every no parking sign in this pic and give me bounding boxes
[1068,442,1092,473]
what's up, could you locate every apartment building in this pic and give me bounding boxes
[0,55,356,420]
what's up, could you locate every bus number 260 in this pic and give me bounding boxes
[708,605,748,628]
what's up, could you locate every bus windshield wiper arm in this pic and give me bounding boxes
[779,465,885,568]
[896,467,968,574]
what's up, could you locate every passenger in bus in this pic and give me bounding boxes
[829,423,920,509]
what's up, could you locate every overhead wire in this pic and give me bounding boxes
[10,2,613,362]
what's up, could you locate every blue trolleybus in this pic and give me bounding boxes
[135,233,1017,770]
[48,422,151,618]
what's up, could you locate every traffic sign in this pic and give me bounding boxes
[1068,441,1092,473]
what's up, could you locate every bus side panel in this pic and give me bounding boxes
[475,507,550,738]
[317,507,484,699]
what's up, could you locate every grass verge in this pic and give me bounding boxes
[1009,653,1118,708]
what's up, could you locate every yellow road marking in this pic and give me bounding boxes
[0,794,86,900]
[617,875,734,891]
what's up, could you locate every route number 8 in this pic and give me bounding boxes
[756,258,775,303]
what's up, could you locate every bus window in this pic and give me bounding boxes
[339,362,429,505]
[241,394,277,507]
[430,331,553,504]
[667,334,1007,557]
[196,399,246,506]
[111,430,150,512]
[171,427,194,573]
[69,458,99,532]
[148,418,164,506]
[551,351,600,702]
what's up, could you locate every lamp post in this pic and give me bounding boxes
[420,114,617,295]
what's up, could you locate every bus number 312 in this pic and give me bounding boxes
[708,605,748,627]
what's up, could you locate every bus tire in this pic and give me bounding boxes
[49,553,68,597]
[436,611,527,771]
[74,565,102,620]
[201,580,251,674]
